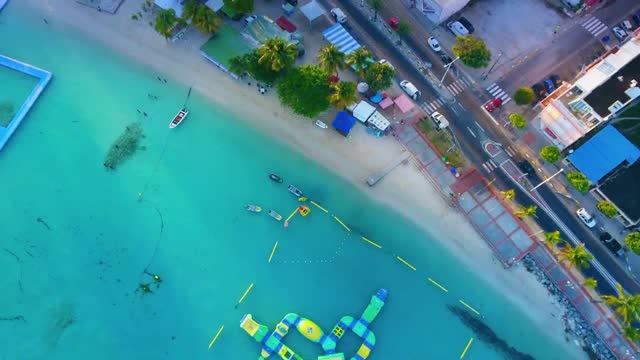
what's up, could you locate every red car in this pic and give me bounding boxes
[485,98,502,112]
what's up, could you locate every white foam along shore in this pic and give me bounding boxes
[23,0,586,357]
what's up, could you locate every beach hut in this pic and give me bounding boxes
[300,1,326,25]
[351,100,376,124]
[332,111,356,137]
[367,111,391,132]
[322,23,361,55]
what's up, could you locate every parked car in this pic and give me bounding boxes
[621,20,633,31]
[430,111,450,130]
[439,53,453,65]
[633,11,640,26]
[389,17,399,30]
[576,208,597,228]
[612,26,627,41]
[400,80,421,100]
[517,160,534,174]
[532,83,546,101]
[378,59,394,71]
[428,36,442,52]
[600,232,625,257]
[447,21,469,36]
[457,17,475,34]
[543,79,555,94]
[330,8,347,24]
[485,98,503,112]
[244,15,258,26]
[550,74,561,88]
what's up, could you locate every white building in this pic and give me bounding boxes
[415,0,470,24]
[534,31,640,149]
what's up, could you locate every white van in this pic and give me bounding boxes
[447,21,469,37]
[399,80,421,100]
[430,111,450,130]
[330,8,347,24]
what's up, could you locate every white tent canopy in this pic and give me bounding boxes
[368,111,390,131]
[300,1,326,23]
[352,101,376,123]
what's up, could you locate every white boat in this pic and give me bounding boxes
[315,120,328,129]
[169,108,188,128]
[268,210,282,221]
[287,185,303,197]
[244,204,262,213]
[0,0,8,12]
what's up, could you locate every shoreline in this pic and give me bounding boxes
[22,0,586,357]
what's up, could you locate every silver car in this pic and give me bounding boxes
[576,208,596,228]
[428,36,441,52]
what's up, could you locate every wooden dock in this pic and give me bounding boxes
[366,152,411,186]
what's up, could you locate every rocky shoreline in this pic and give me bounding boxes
[521,255,616,360]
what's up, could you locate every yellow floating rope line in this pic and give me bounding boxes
[208,325,225,349]
[236,283,254,306]
[360,236,382,249]
[459,300,480,316]
[333,216,351,232]
[285,208,298,223]
[310,201,328,213]
[459,338,473,359]
[396,256,416,271]
[268,241,278,263]
[427,278,449,293]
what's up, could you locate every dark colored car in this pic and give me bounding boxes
[543,79,555,94]
[517,160,534,174]
[633,12,640,26]
[458,17,475,34]
[440,53,453,64]
[600,232,624,257]
[285,0,298,5]
[550,74,561,88]
[531,83,546,101]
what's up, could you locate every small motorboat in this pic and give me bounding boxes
[245,204,262,213]
[287,185,303,197]
[268,209,282,221]
[315,120,328,129]
[169,108,188,128]
[269,174,283,183]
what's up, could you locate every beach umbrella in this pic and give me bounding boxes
[357,82,369,93]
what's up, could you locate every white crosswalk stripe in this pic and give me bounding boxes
[446,78,468,96]
[422,98,445,113]
[485,83,511,105]
[504,146,516,157]
[482,160,496,172]
[581,16,608,37]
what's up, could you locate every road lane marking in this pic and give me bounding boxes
[474,121,485,132]
[466,126,476,138]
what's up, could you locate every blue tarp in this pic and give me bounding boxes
[332,111,356,136]
[568,125,640,183]
[322,23,361,55]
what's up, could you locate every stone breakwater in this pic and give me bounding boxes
[521,256,616,360]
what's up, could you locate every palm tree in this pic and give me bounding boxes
[346,47,371,78]
[582,277,598,290]
[514,205,537,218]
[317,44,346,76]
[257,38,298,72]
[624,325,640,342]
[369,0,383,21]
[601,284,640,325]
[329,81,357,110]
[557,243,593,269]
[192,5,222,34]
[182,0,199,21]
[500,189,515,200]
[544,230,562,248]
[154,9,179,40]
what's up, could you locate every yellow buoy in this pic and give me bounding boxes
[298,205,311,217]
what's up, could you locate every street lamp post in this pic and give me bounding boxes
[439,56,460,86]
[530,168,564,192]
[482,51,503,80]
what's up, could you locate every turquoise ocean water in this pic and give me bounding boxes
[1,3,578,360]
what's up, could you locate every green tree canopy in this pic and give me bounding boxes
[583,277,598,289]
[229,51,286,83]
[514,87,535,105]
[544,230,563,248]
[509,113,526,129]
[601,283,640,325]
[192,4,222,34]
[452,35,491,68]
[539,145,560,163]
[316,44,346,76]
[182,0,199,21]
[514,205,537,218]
[557,243,593,269]
[597,201,618,218]
[369,0,383,20]
[346,47,372,78]
[154,9,181,40]
[624,325,640,342]
[566,172,590,193]
[329,81,357,110]
[500,189,515,200]
[625,232,640,255]
[364,62,395,92]
[277,65,331,118]
[397,21,411,37]
[257,38,298,73]
[223,0,254,14]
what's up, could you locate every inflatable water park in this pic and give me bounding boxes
[240,288,388,360]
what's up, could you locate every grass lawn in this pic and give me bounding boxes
[614,102,640,147]
[416,119,466,168]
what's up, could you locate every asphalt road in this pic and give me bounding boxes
[324,0,640,294]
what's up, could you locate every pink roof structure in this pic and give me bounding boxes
[393,94,414,113]
[379,97,393,109]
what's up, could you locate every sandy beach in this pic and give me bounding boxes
[24,0,585,357]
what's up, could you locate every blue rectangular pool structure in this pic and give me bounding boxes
[0,54,52,151]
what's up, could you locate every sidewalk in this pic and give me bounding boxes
[394,116,637,359]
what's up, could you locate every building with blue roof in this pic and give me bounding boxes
[332,111,356,137]
[567,125,640,183]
